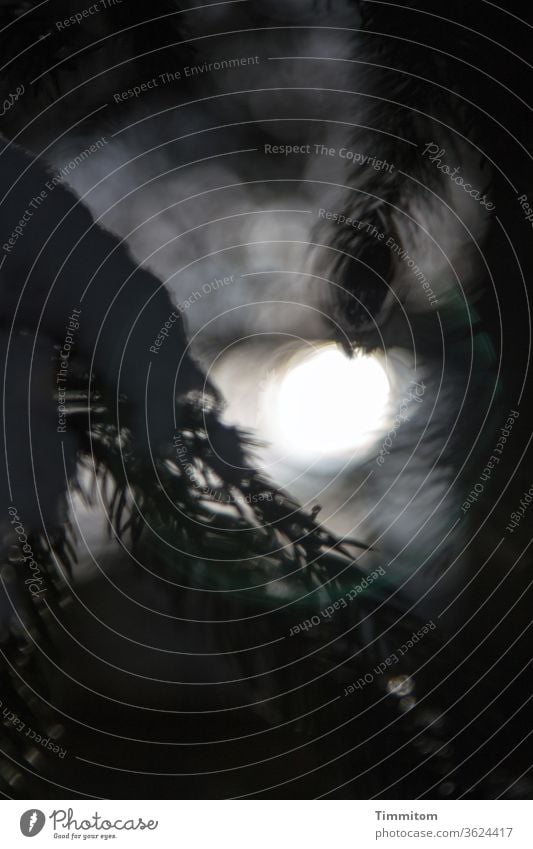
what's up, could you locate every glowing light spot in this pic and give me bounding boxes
[268,344,390,463]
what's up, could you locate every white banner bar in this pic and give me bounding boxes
[1,800,531,847]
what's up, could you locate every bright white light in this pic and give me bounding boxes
[268,345,390,463]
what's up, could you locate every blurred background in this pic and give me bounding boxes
[0,0,532,799]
